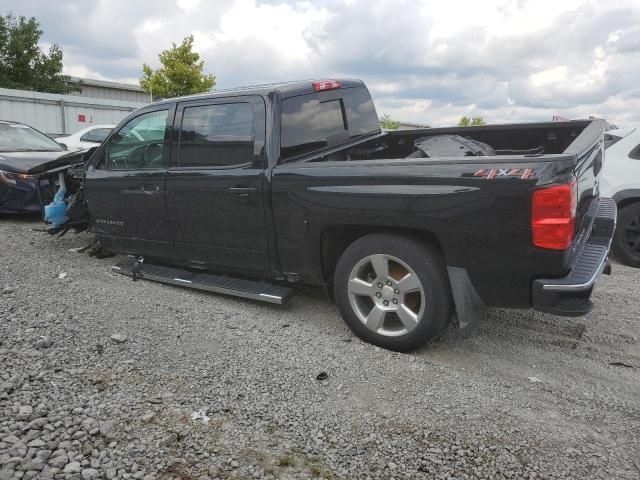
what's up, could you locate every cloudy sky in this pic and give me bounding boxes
[4,0,640,126]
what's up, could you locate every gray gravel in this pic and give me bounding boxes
[1,216,640,479]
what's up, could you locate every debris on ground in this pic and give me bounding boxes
[109,333,128,344]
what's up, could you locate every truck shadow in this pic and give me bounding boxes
[0,213,42,223]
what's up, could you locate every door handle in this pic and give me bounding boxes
[229,187,258,195]
[121,185,161,195]
[141,184,160,195]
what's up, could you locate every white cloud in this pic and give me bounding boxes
[4,0,640,126]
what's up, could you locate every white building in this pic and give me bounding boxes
[0,77,150,136]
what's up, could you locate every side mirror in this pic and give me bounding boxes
[57,142,68,150]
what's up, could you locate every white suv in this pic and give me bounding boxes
[601,127,640,267]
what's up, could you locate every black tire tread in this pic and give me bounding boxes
[612,202,640,268]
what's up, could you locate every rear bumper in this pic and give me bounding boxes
[531,197,616,316]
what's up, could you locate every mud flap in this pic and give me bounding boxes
[447,266,485,337]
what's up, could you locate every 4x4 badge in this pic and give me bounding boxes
[474,168,535,180]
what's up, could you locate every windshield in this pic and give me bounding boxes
[0,122,65,152]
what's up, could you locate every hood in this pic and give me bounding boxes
[0,149,88,175]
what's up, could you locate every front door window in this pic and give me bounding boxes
[106,110,169,170]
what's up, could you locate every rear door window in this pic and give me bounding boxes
[178,103,254,168]
[281,86,380,161]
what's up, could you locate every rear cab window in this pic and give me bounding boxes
[280,86,380,161]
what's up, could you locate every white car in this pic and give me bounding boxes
[601,127,640,267]
[56,125,114,150]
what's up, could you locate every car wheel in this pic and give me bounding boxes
[334,233,452,352]
[612,202,640,268]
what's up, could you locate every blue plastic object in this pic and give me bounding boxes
[44,173,68,227]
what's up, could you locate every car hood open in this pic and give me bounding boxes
[0,149,87,175]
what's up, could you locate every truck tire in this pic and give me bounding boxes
[334,233,452,352]
[612,202,640,268]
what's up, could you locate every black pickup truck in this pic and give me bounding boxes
[51,79,616,351]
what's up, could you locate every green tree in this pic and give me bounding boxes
[140,35,216,99]
[0,13,79,94]
[457,116,486,127]
[380,114,400,130]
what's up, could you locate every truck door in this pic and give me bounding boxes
[165,96,270,273]
[84,106,175,258]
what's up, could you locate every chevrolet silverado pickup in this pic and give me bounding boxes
[46,79,616,351]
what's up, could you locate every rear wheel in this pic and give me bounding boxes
[612,202,640,268]
[334,234,452,352]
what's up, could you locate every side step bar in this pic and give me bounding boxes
[112,258,295,305]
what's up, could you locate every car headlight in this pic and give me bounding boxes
[0,170,35,186]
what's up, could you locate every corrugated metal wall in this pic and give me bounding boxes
[77,84,149,103]
[0,87,148,136]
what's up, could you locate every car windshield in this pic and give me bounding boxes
[0,122,65,152]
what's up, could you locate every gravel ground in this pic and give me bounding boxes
[1,216,640,480]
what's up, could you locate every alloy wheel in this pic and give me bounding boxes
[347,254,425,337]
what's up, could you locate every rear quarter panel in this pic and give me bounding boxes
[271,156,578,307]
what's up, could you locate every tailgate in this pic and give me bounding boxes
[565,119,606,250]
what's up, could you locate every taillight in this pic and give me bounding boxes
[312,80,341,92]
[531,183,577,250]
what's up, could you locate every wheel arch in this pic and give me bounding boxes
[320,225,446,288]
[612,190,640,210]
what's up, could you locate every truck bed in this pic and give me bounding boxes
[303,120,594,163]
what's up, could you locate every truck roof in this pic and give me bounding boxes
[151,79,366,105]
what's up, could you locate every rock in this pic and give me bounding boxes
[38,468,56,480]
[105,468,117,479]
[35,336,53,349]
[527,376,542,383]
[27,439,45,448]
[0,469,15,480]
[141,412,155,423]
[162,434,177,446]
[2,286,14,294]
[99,421,116,439]
[16,405,33,421]
[81,468,99,479]
[22,458,44,471]
[110,334,128,344]
[48,454,68,469]
[63,461,81,473]
[36,450,52,461]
